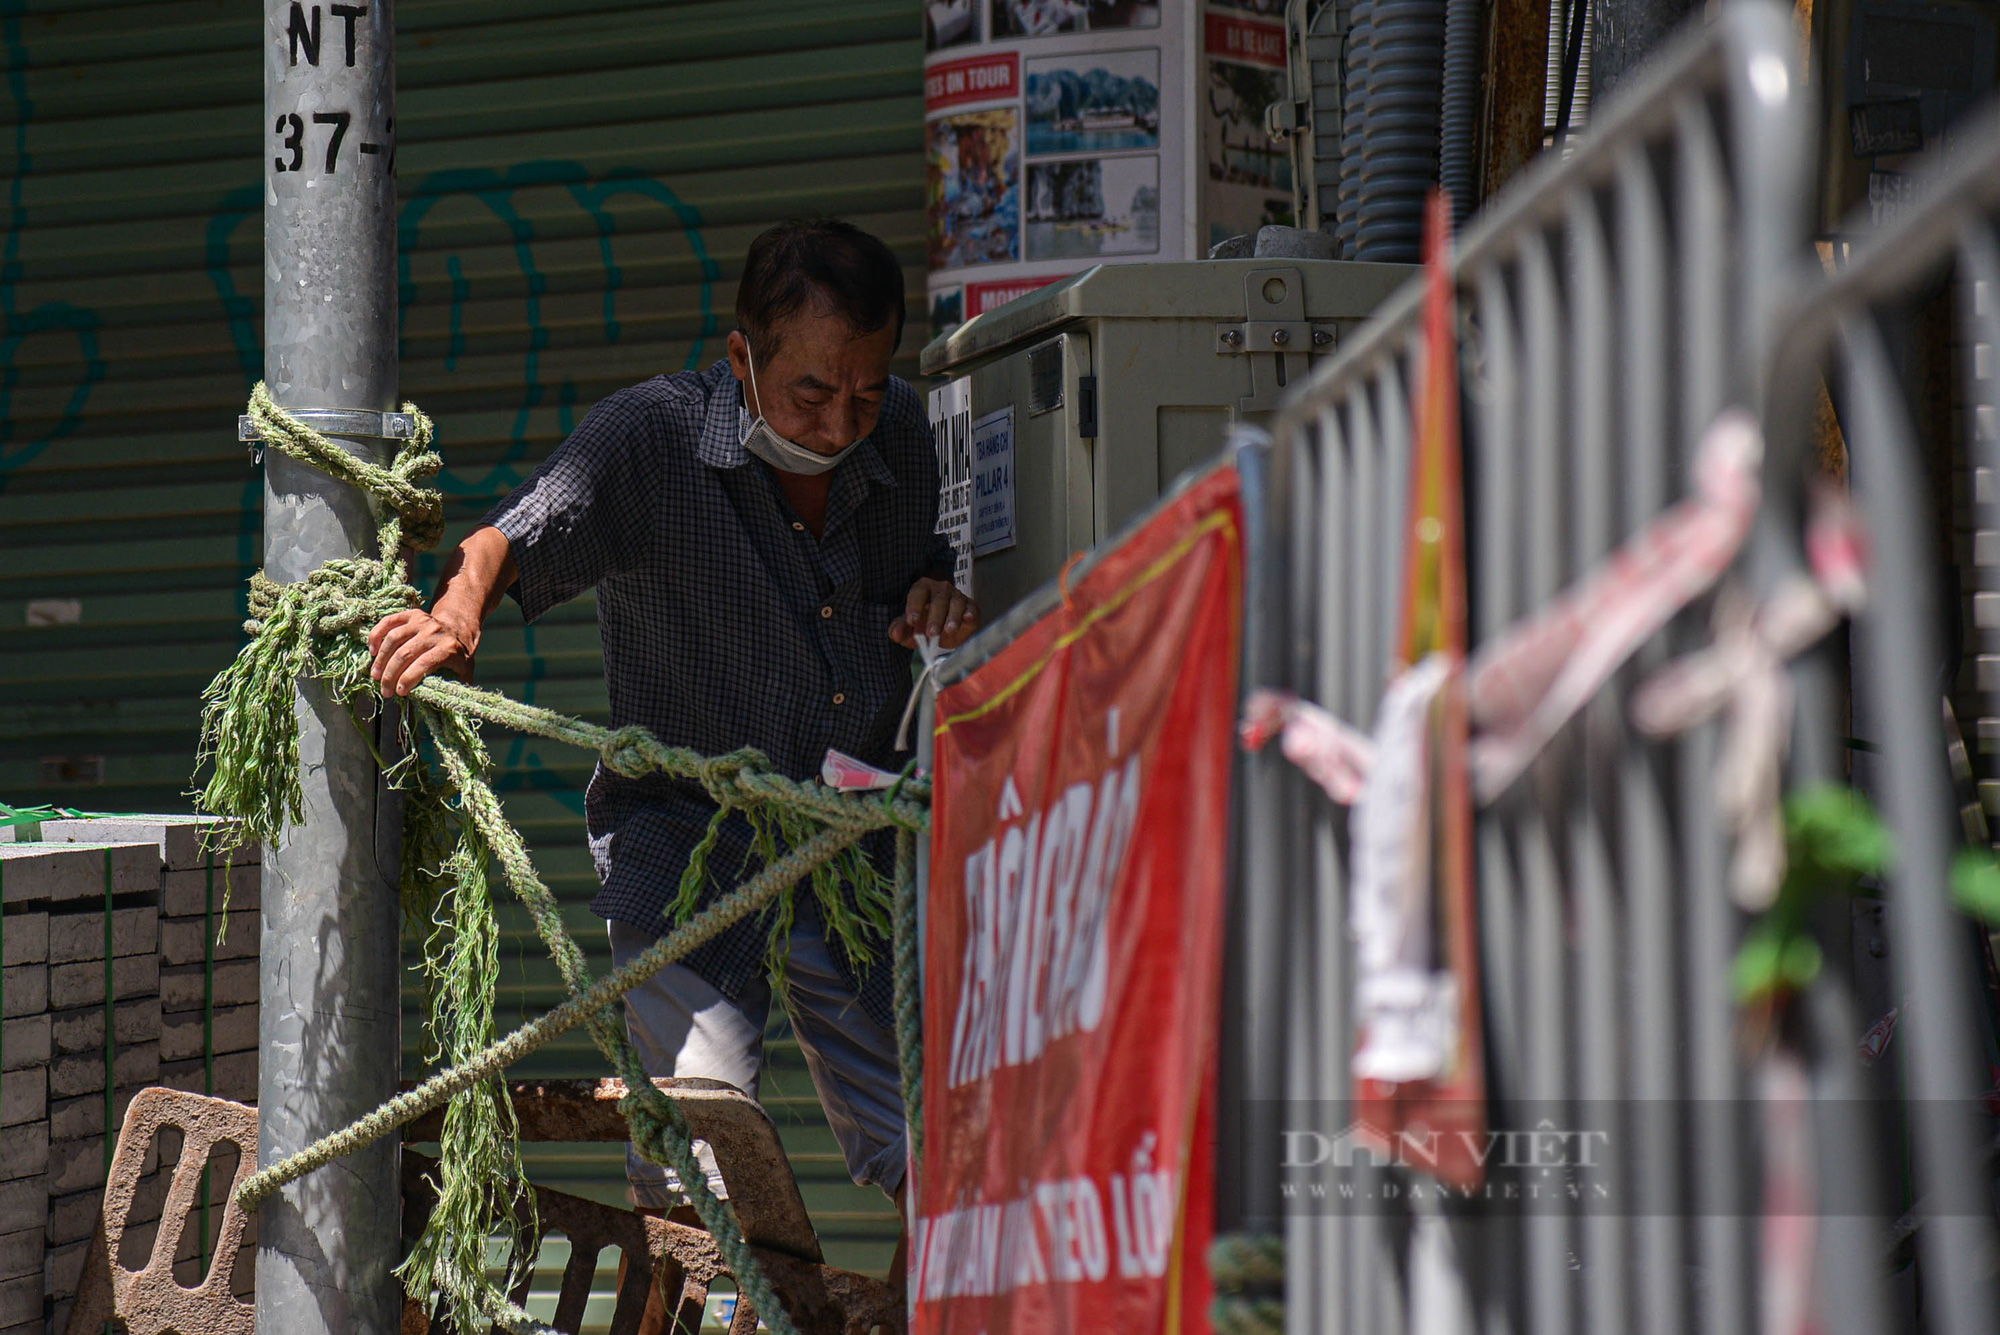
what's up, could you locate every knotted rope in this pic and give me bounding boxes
[198,386,929,1335]
[245,380,446,552]
[1208,1233,1285,1335]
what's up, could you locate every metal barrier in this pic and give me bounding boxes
[1237,4,1926,1331]
[1753,103,2000,1335]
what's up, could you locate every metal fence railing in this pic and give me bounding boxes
[1233,2,1991,1331]
[1752,103,2000,1335]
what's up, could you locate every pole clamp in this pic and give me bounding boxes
[238,409,420,444]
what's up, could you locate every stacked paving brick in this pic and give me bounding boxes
[1,863,51,1335]
[42,820,263,1109]
[37,817,261,1316]
[0,840,159,1335]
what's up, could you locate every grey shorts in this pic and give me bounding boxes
[608,917,908,1209]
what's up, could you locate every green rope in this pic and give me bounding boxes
[243,380,446,552]
[1208,1233,1284,1335]
[200,386,930,1335]
[102,849,115,1179]
[892,826,924,1165]
[200,854,214,1275]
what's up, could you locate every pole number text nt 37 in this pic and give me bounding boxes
[274,2,392,175]
[272,112,393,174]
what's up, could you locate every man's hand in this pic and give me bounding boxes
[368,525,517,698]
[369,609,476,698]
[891,577,979,650]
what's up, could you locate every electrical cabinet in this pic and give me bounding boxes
[921,258,1411,618]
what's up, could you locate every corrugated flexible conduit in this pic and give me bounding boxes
[1333,0,1374,258]
[1440,0,1482,227]
[1355,0,1446,261]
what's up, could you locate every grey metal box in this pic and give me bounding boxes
[921,258,1411,618]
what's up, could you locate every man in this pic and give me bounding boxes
[367,220,976,1306]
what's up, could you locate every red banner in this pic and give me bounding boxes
[925,51,1021,113]
[965,274,1069,318]
[1205,13,1287,68]
[915,467,1243,1335]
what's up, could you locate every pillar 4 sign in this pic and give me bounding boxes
[916,465,1242,1335]
[971,406,1016,556]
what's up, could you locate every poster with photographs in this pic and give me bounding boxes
[1203,11,1294,249]
[1027,155,1160,259]
[1025,47,1161,155]
[991,0,1161,38]
[928,107,1022,270]
[926,0,980,51]
[924,0,1194,343]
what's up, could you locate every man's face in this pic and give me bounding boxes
[727,308,899,456]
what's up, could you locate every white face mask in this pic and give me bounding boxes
[739,343,860,476]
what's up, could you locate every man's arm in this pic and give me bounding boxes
[370,384,669,695]
[369,524,517,697]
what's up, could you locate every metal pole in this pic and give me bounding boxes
[1221,427,1289,1234]
[259,4,402,1333]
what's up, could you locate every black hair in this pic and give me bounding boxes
[735,218,906,360]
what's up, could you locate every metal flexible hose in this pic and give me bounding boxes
[1333,0,1374,259]
[1355,0,1444,262]
[1440,0,1481,226]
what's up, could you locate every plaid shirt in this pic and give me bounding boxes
[483,358,952,1030]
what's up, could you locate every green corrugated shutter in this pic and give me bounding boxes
[0,0,920,1287]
